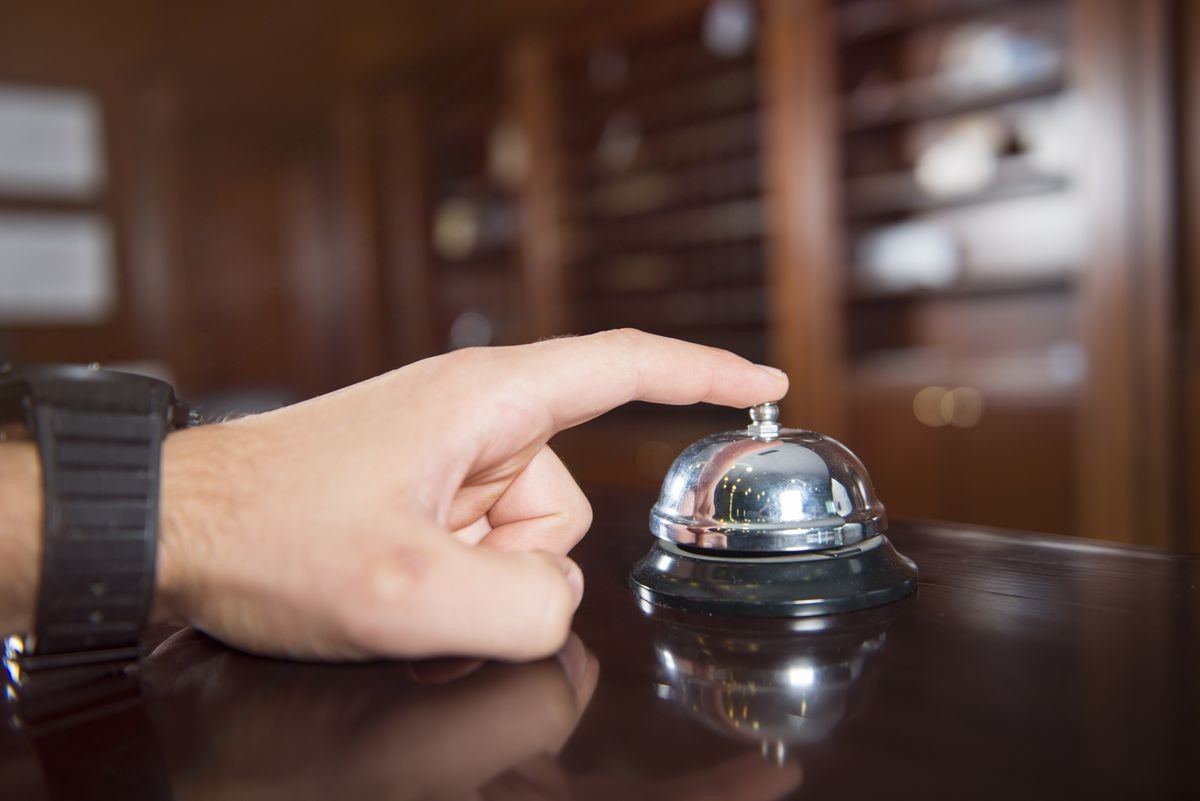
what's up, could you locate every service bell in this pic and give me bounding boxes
[629,402,918,616]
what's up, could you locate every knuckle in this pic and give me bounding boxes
[340,548,432,650]
[441,345,489,372]
[602,327,647,347]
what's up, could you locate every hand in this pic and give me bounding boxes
[156,330,788,660]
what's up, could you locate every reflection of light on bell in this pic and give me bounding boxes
[629,402,917,617]
[786,664,815,688]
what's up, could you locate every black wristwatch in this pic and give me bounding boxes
[0,363,193,674]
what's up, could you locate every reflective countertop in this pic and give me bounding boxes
[2,488,1198,800]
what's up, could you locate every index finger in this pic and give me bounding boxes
[491,329,789,434]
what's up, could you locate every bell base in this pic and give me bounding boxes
[628,536,918,618]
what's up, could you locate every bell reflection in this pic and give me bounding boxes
[645,600,906,755]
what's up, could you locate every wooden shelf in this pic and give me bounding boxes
[559,10,770,366]
[576,197,764,254]
[566,67,759,147]
[842,70,1067,134]
[574,156,761,221]
[576,285,766,330]
[847,272,1074,303]
[561,35,757,103]
[839,0,1050,46]
[566,110,760,182]
[848,347,1081,401]
[845,158,1069,219]
[430,254,516,274]
[577,243,764,296]
[0,195,107,213]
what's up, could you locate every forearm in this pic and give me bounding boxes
[0,443,40,637]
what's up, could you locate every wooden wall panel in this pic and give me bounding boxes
[173,127,325,395]
[374,90,435,366]
[122,83,184,365]
[327,97,386,383]
[171,117,384,398]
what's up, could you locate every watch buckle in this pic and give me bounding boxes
[5,634,138,697]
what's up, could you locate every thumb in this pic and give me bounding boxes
[355,534,584,661]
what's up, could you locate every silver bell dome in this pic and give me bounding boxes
[650,403,887,553]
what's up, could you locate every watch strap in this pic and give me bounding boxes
[28,403,168,663]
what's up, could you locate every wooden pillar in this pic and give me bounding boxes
[1072,0,1177,547]
[1182,0,1200,551]
[759,0,846,436]
[507,35,568,341]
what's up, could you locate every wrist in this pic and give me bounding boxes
[0,424,232,636]
[156,423,242,626]
[0,442,40,637]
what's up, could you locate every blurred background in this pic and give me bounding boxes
[0,0,1195,549]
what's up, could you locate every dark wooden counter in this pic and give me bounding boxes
[3,488,1198,799]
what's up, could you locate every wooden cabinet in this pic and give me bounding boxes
[555,7,771,364]
[551,0,1177,546]
[825,0,1083,537]
[752,0,1175,545]
[848,385,1073,535]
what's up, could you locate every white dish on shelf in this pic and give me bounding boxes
[855,220,961,291]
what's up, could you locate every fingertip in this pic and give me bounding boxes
[517,329,795,429]
[754,363,789,401]
[754,363,786,379]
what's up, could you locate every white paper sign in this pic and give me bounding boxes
[0,85,105,198]
[0,214,115,324]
